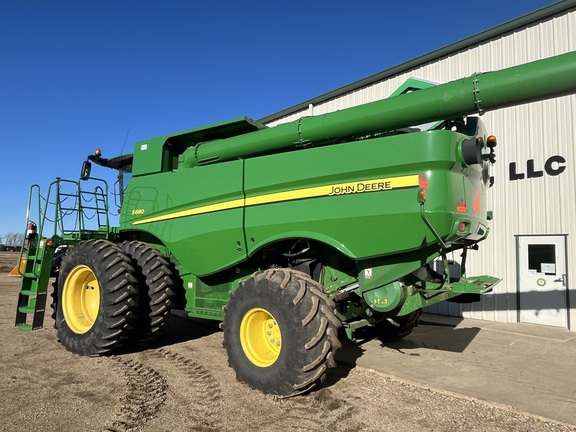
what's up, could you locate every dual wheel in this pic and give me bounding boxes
[53,239,176,355]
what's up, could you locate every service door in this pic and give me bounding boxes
[517,235,568,328]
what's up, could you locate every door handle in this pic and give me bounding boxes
[554,274,566,286]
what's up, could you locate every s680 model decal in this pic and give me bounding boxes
[132,174,423,225]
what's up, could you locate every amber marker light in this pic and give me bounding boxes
[487,135,497,148]
[456,202,467,212]
[95,148,102,157]
[46,239,55,247]
[418,187,427,203]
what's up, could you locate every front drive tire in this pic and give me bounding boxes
[222,269,342,397]
[55,240,139,356]
[121,241,177,344]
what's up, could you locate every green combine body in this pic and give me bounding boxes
[14,51,576,396]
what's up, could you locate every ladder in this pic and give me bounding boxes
[14,237,57,330]
[14,177,111,330]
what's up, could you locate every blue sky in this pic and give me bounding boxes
[0,0,558,238]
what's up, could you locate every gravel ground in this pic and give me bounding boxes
[1,252,575,432]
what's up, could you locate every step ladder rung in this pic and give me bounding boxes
[16,323,33,331]
[23,272,38,279]
[20,290,47,297]
[18,305,38,314]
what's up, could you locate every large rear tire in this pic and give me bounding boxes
[55,240,139,355]
[121,241,177,344]
[222,269,341,397]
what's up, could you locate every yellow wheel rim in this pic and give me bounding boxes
[62,265,100,334]
[240,308,281,367]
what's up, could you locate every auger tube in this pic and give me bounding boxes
[182,51,576,167]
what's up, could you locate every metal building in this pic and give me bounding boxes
[260,1,576,330]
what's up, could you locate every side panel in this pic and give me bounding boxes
[121,160,246,275]
[244,131,482,260]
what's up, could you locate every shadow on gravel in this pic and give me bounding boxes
[322,363,357,390]
[335,336,369,367]
[115,309,222,355]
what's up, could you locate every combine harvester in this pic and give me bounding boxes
[13,51,576,396]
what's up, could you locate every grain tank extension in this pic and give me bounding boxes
[14,51,576,396]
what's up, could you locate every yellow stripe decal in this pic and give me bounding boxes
[132,199,245,225]
[132,174,419,225]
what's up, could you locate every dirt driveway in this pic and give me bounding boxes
[0,252,573,432]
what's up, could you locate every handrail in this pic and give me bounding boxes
[15,185,43,276]
[18,176,112,252]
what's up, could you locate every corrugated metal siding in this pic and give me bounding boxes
[265,10,576,327]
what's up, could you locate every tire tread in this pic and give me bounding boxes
[222,268,341,397]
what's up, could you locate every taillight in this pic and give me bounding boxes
[418,174,428,203]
